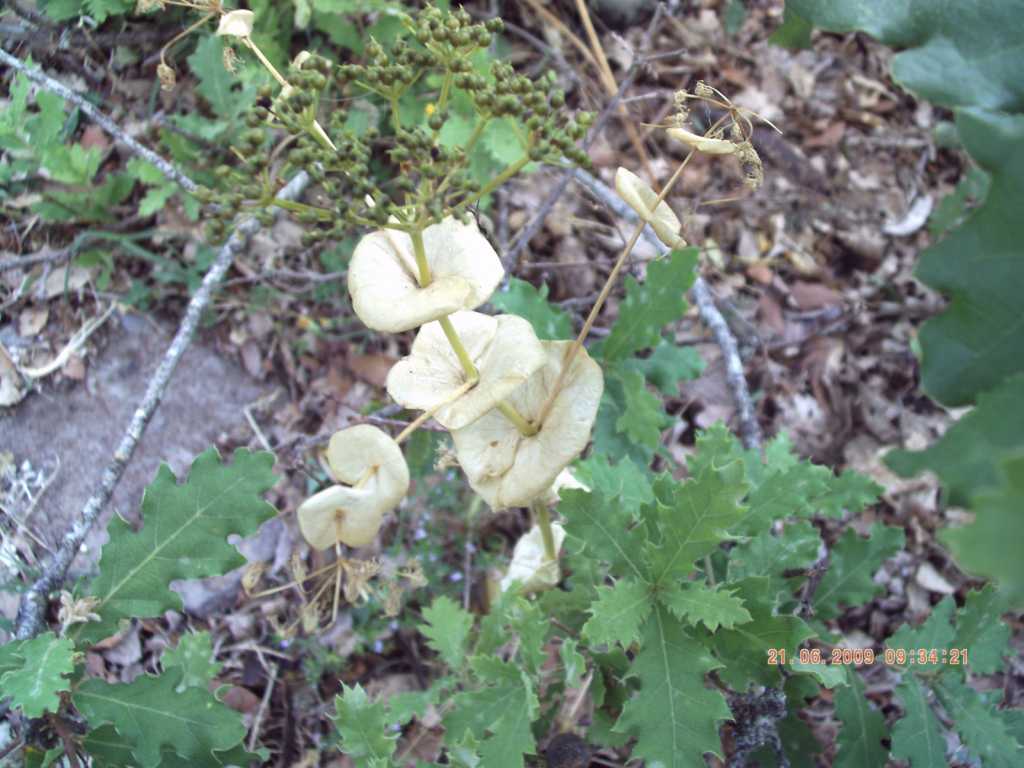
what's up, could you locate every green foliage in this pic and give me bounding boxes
[420,595,474,668]
[489,278,574,340]
[74,674,248,768]
[162,631,223,691]
[812,523,905,619]
[333,684,398,764]
[0,632,75,717]
[834,670,889,768]
[77,448,277,644]
[39,0,133,23]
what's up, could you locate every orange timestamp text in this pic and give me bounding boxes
[767,647,969,666]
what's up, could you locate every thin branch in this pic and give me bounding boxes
[13,171,311,641]
[568,167,763,450]
[0,47,197,193]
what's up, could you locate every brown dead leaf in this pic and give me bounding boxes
[80,125,110,151]
[347,351,396,388]
[790,281,842,310]
[241,340,264,379]
[805,121,846,149]
[19,306,48,337]
[221,685,261,714]
[0,344,25,407]
[63,353,86,380]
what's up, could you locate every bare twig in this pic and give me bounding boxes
[13,171,311,640]
[247,663,278,753]
[0,47,197,193]
[568,167,763,450]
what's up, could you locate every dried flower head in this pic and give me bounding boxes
[500,522,566,593]
[296,425,409,549]
[614,167,687,250]
[387,311,545,430]
[347,217,503,333]
[135,0,164,13]
[58,592,100,634]
[452,341,603,509]
[342,558,382,604]
[157,62,176,91]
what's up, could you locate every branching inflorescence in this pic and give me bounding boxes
[191,4,765,619]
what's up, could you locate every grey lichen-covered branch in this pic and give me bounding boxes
[13,171,312,640]
[0,46,198,193]
[568,167,763,451]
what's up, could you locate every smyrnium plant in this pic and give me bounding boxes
[196,4,769,621]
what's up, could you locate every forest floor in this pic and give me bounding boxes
[1,0,1020,765]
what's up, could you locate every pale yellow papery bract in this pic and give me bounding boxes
[347,217,503,333]
[500,522,566,593]
[451,341,603,509]
[216,10,255,38]
[297,425,409,549]
[386,311,546,430]
[666,127,737,155]
[614,167,687,250]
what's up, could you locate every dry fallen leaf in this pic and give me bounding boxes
[19,306,48,337]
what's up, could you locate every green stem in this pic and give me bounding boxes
[390,91,402,132]
[704,555,716,588]
[498,401,537,436]
[434,116,491,199]
[472,153,531,203]
[532,500,557,562]
[439,315,479,384]
[410,228,432,286]
[271,198,334,220]
[437,71,453,113]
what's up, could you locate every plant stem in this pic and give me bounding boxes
[439,316,480,383]
[534,152,694,427]
[498,401,537,436]
[437,71,453,112]
[410,228,433,286]
[472,153,531,203]
[704,554,716,588]
[532,499,557,562]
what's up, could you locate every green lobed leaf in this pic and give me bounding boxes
[572,454,654,516]
[643,463,749,585]
[709,577,815,689]
[912,110,1024,405]
[444,657,538,768]
[420,595,475,669]
[813,523,904,619]
[612,606,730,768]
[162,631,222,692]
[727,519,822,585]
[769,6,814,49]
[489,278,574,340]
[891,676,946,768]
[933,675,1022,767]
[333,684,398,764]
[591,369,661,467]
[955,584,1010,675]
[0,632,75,717]
[620,338,705,395]
[941,454,1024,607]
[834,670,889,768]
[582,578,653,648]
[560,488,648,582]
[78,448,277,644]
[597,248,698,361]
[887,375,1024,505]
[187,36,256,122]
[788,1,1024,113]
[74,673,247,768]
[660,581,752,632]
[612,367,672,450]
[887,597,956,674]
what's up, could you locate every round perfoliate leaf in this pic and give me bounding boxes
[297,425,409,549]
[348,218,503,333]
[386,311,546,430]
[614,167,687,250]
[216,10,255,38]
[500,522,566,593]
[452,341,603,509]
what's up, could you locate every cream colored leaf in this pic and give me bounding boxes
[614,168,686,249]
[347,218,503,333]
[216,10,255,38]
[298,425,410,549]
[386,311,545,429]
[666,127,737,155]
[452,341,603,508]
[500,523,566,593]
